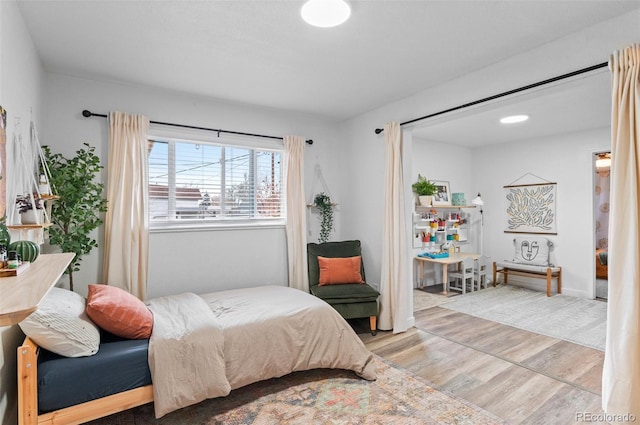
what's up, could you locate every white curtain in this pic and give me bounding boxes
[603,44,640,419]
[284,135,309,292]
[379,122,410,332]
[103,112,150,300]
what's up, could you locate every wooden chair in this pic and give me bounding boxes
[448,256,475,294]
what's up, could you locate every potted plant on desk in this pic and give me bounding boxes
[412,175,437,206]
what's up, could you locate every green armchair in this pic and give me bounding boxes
[307,240,380,335]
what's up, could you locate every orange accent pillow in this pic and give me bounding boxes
[86,284,153,339]
[318,256,365,286]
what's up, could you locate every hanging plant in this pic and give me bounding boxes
[314,192,334,244]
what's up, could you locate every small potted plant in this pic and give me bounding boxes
[16,195,44,224]
[411,175,437,206]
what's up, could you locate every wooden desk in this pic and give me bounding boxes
[415,252,480,295]
[0,252,74,326]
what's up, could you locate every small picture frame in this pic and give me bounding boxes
[432,181,451,206]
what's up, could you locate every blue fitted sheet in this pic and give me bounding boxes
[37,335,152,413]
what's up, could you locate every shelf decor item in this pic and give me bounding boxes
[431,181,452,206]
[313,192,334,243]
[411,174,437,206]
[15,195,44,224]
[8,240,40,263]
[452,193,466,206]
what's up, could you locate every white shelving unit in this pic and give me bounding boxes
[412,205,475,250]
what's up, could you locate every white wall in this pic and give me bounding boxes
[41,73,343,298]
[0,2,45,424]
[470,127,610,298]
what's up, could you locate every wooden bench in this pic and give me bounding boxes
[493,261,562,297]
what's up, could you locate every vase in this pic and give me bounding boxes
[418,195,433,206]
[21,209,44,225]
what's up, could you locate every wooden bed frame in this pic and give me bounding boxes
[18,337,154,425]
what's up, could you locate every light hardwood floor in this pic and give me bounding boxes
[355,306,606,425]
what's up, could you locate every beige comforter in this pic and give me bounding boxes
[148,286,376,418]
[147,292,230,418]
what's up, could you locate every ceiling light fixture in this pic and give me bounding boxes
[301,0,351,28]
[500,115,529,124]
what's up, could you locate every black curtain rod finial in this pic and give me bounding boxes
[306,139,313,145]
[82,109,92,117]
[374,128,384,135]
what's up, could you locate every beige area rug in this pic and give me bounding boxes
[413,288,452,312]
[86,356,504,424]
[441,285,607,351]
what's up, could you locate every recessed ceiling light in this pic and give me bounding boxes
[500,115,529,124]
[301,0,351,28]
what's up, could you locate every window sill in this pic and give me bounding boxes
[150,219,286,233]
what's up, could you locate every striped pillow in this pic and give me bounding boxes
[19,287,100,357]
[86,284,153,339]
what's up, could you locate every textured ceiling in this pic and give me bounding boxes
[16,0,640,123]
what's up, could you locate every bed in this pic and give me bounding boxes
[18,285,376,424]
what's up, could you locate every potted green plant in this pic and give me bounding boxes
[314,192,334,243]
[42,143,108,291]
[16,195,44,224]
[411,174,437,206]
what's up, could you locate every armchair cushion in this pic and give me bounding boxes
[318,256,365,285]
[311,282,380,303]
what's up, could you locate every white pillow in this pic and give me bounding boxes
[513,236,551,266]
[19,287,100,357]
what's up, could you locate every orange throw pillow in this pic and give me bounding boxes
[318,256,365,286]
[86,284,153,339]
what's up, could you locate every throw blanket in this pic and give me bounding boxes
[148,286,376,418]
[147,293,230,418]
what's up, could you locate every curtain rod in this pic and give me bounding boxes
[374,61,608,135]
[81,110,313,145]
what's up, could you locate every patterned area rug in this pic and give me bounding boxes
[442,285,607,351]
[87,357,504,424]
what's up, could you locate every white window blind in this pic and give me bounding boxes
[148,137,285,228]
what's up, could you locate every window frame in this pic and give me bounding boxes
[147,128,287,233]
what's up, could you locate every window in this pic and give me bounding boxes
[148,136,285,228]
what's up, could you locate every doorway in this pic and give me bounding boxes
[594,151,610,300]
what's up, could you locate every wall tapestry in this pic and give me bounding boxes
[504,182,557,235]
